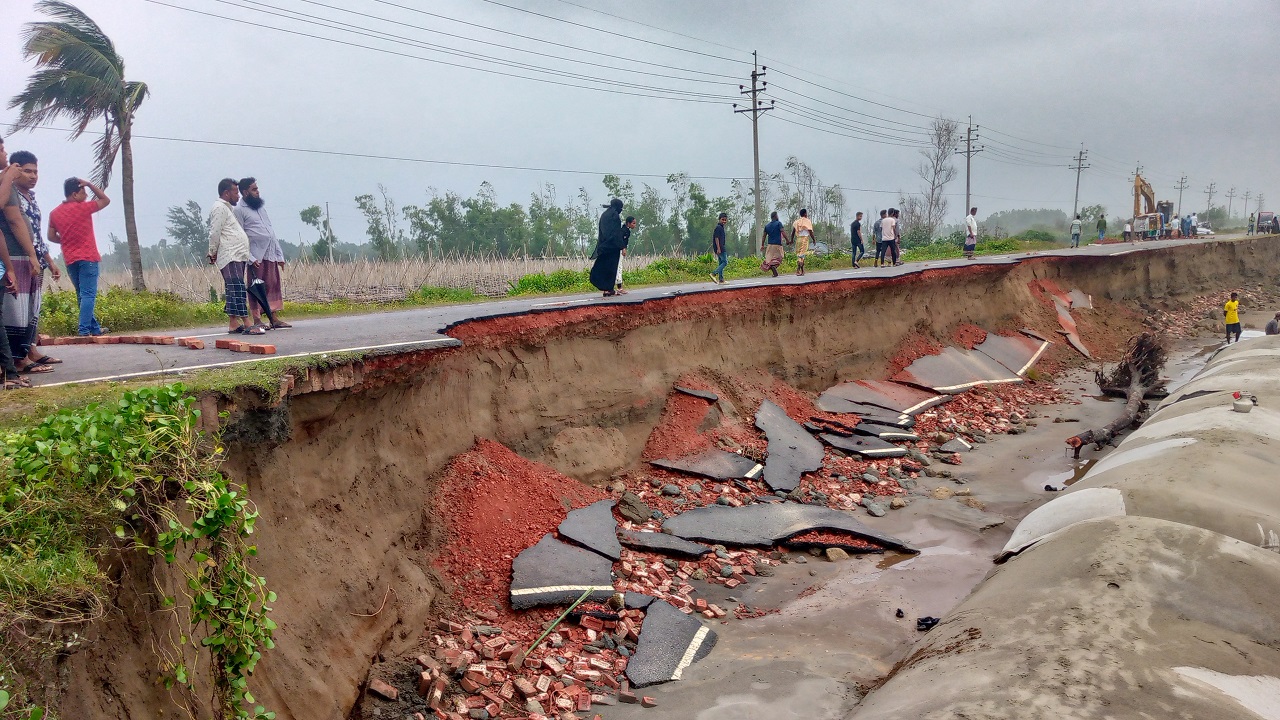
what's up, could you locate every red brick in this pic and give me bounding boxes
[619,690,638,704]
[458,676,481,693]
[535,675,552,693]
[463,670,491,687]
[120,336,137,344]
[484,703,499,718]
[159,336,177,345]
[514,677,537,697]
[480,689,502,705]
[483,635,507,649]
[92,336,110,344]
[438,620,464,633]
[579,615,604,632]
[641,696,658,708]
[231,342,251,353]
[366,678,398,701]
[417,671,432,698]
[187,340,205,350]
[248,343,275,356]
[215,338,235,350]
[577,691,592,711]
[543,657,564,674]
[498,679,514,700]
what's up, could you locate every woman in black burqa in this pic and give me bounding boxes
[589,198,625,296]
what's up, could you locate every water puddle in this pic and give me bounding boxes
[875,552,916,570]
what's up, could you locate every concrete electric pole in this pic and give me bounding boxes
[955,117,984,213]
[1244,189,1253,218]
[1068,146,1089,220]
[734,51,773,254]
[1225,187,1238,218]
[1204,182,1217,213]
[1174,175,1189,218]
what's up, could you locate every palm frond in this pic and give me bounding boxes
[8,69,115,132]
[91,121,120,188]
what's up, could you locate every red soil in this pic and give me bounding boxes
[433,438,607,617]
[640,390,715,461]
[885,332,946,378]
[785,529,885,552]
[951,322,989,350]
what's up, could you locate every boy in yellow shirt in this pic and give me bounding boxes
[1224,292,1241,343]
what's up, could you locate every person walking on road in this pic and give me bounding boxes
[1069,214,1082,248]
[1249,213,1256,236]
[711,212,728,284]
[1096,214,1107,242]
[8,151,61,373]
[1265,311,1280,336]
[850,211,864,268]
[965,207,979,258]
[872,210,886,267]
[883,208,902,266]
[589,198,625,297]
[615,216,635,294]
[760,211,786,277]
[234,178,292,330]
[1224,292,1242,344]
[48,177,110,337]
[208,178,262,335]
[792,208,814,276]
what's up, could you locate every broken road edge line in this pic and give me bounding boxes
[671,626,712,681]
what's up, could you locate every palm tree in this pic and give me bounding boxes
[9,1,150,290]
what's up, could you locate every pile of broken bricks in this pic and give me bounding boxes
[36,332,276,354]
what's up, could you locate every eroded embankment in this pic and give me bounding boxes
[49,238,1280,719]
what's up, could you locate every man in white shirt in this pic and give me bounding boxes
[882,208,901,266]
[207,178,263,335]
[964,207,979,258]
[1069,214,1082,248]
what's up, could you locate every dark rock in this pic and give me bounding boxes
[619,492,653,524]
[661,484,682,496]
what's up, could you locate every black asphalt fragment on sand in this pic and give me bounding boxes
[558,500,622,561]
[674,385,719,402]
[618,529,712,559]
[625,592,656,610]
[754,400,824,493]
[649,448,762,481]
[625,600,718,687]
[820,433,908,459]
[819,379,946,416]
[661,503,918,553]
[854,422,921,442]
[813,396,915,428]
[509,534,616,610]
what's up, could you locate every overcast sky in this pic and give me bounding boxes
[2,0,1277,251]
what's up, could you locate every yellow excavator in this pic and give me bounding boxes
[1131,174,1163,240]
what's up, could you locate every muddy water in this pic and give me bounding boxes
[607,338,1218,720]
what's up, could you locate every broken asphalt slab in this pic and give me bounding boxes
[818,379,946,416]
[973,333,1052,377]
[854,422,921,442]
[755,400,824,492]
[819,433,908,459]
[1053,298,1092,359]
[813,396,915,428]
[649,448,763,481]
[625,600,718,687]
[558,499,622,561]
[618,529,712,559]
[509,534,616,610]
[892,346,1024,394]
[661,503,918,553]
[674,385,719,402]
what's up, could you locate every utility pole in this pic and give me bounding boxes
[954,116,984,213]
[734,51,773,254]
[1203,182,1217,213]
[1068,145,1089,220]
[1225,187,1238,218]
[1244,189,1253,219]
[325,202,334,263]
[1174,175,1189,218]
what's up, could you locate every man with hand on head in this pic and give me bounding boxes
[48,176,110,337]
[233,177,291,330]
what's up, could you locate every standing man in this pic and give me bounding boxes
[48,177,110,337]
[1224,292,1242,344]
[1096,214,1107,242]
[760,211,786,277]
[589,198,625,297]
[1189,211,1198,236]
[208,178,263,335]
[9,151,61,372]
[872,210,886,267]
[792,208,813,276]
[849,212,864,268]
[233,178,291,330]
[0,138,32,387]
[965,207,980,258]
[1069,214,1082,249]
[882,208,901,266]
[1249,213,1256,236]
[711,212,728,284]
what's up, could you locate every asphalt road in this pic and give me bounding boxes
[31,235,1243,387]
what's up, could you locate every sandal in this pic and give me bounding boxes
[246,326,267,336]
[33,355,62,365]
[17,362,54,374]
[4,376,31,389]
[269,321,292,329]
[229,326,246,334]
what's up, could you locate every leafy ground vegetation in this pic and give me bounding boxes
[0,385,277,719]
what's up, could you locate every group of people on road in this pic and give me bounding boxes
[208,177,293,334]
[848,208,906,268]
[587,197,637,297]
[0,136,112,388]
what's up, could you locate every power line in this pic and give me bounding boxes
[769,101,928,145]
[146,1,735,105]
[766,85,933,137]
[766,112,928,149]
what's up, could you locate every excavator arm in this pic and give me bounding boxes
[1133,175,1156,217]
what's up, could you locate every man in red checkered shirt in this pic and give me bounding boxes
[48,176,110,336]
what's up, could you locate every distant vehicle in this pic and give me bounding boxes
[1195,222,1215,237]
[1258,211,1276,234]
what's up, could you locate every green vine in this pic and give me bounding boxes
[0,385,276,719]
